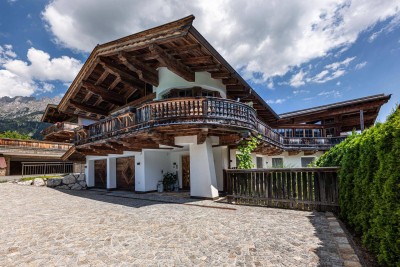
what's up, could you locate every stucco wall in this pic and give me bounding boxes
[143,150,172,191]
[154,67,227,99]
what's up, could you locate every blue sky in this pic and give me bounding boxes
[0,0,399,122]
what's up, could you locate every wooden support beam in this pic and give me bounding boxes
[82,81,125,106]
[95,70,109,86]
[222,78,238,85]
[117,52,159,86]
[181,56,213,65]
[138,44,202,60]
[226,84,246,91]
[191,64,221,72]
[149,44,195,82]
[69,100,108,116]
[211,71,231,79]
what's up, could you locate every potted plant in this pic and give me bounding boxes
[162,172,177,191]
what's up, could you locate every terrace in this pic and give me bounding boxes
[41,122,79,142]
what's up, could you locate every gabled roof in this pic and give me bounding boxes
[56,15,279,124]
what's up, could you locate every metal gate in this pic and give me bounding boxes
[22,162,73,177]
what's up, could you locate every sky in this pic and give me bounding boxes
[0,0,399,122]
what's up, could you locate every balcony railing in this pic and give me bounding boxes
[41,122,79,137]
[74,97,347,150]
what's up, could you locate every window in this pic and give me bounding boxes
[256,157,263,169]
[325,127,335,137]
[301,157,315,167]
[313,129,322,137]
[162,88,220,99]
[278,129,285,136]
[285,129,293,137]
[272,158,283,168]
[295,129,304,137]
[305,129,313,137]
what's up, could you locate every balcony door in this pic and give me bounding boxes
[182,155,190,190]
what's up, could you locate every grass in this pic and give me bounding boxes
[0,179,8,183]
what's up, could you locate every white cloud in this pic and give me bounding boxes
[355,61,367,70]
[42,0,400,83]
[293,89,310,95]
[336,81,341,86]
[325,57,356,70]
[318,90,342,98]
[266,98,286,104]
[0,45,82,97]
[289,69,307,87]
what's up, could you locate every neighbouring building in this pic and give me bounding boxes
[40,15,390,199]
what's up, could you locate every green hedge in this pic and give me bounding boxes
[316,108,400,266]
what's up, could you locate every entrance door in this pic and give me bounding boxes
[94,159,107,188]
[182,155,190,190]
[116,156,135,190]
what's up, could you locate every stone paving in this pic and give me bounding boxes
[0,183,346,266]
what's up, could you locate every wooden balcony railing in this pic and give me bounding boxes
[74,97,347,150]
[41,122,79,137]
[0,138,72,154]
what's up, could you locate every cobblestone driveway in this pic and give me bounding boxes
[0,184,344,266]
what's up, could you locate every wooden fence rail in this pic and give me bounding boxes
[225,167,339,212]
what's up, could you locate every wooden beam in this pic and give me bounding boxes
[191,64,221,72]
[181,56,213,65]
[117,52,159,86]
[222,78,238,85]
[149,44,195,82]
[138,44,202,60]
[69,100,108,116]
[82,81,125,106]
[211,71,231,79]
[95,70,109,86]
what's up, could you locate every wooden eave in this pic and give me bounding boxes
[272,94,391,130]
[41,104,75,123]
[56,15,279,124]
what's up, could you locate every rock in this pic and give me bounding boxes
[79,181,87,188]
[70,184,83,190]
[18,180,32,185]
[77,174,85,181]
[47,178,62,187]
[56,185,70,190]
[62,175,76,185]
[33,178,45,186]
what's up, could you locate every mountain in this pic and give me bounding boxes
[0,96,61,140]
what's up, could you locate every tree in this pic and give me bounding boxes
[236,135,260,169]
[0,130,31,140]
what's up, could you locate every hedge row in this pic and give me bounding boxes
[316,107,400,266]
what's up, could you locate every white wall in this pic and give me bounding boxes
[143,150,172,191]
[212,146,228,191]
[265,151,324,168]
[154,67,227,99]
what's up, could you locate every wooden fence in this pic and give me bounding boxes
[225,168,339,212]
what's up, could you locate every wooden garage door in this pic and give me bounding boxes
[116,157,135,190]
[94,159,107,188]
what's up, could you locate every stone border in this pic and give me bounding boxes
[16,174,87,190]
[326,212,362,267]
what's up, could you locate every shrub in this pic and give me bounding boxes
[237,135,260,169]
[0,130,31,140]
[316,107,400,266]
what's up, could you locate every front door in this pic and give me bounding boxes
[182,155,190,190]
[94,159,107,188]
[116,156,135,190]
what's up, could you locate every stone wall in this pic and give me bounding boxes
[17,173,87,190]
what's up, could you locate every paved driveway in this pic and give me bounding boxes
[0,184,344,266]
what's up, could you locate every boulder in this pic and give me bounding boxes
[77,174,85,181]
[70,184,83,190]
[62,175,76,185]
[33,178,45,186]
[47,178,62,187]
[18,180,32,186]
[79,181,87,188]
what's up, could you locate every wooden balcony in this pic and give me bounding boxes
[41,122,79,142]
[74,97,347,151]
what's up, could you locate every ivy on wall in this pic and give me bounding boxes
[316,107,400,266]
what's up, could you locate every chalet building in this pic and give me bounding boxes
[41,15,390,199]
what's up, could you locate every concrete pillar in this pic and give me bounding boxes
[106,157,117,190]
[189,137,219,199]
[86,160,95,187]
